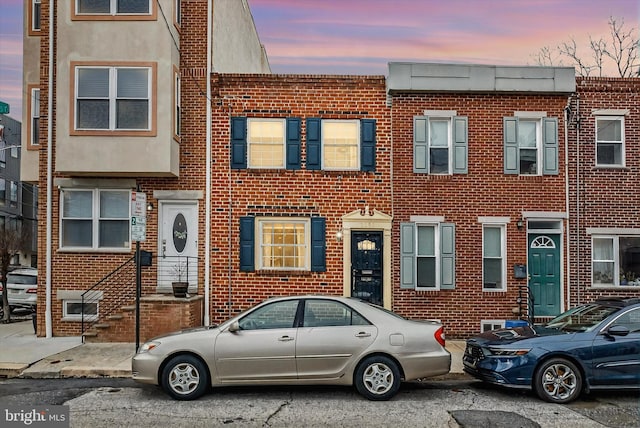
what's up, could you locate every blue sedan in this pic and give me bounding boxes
[463,297,640,403]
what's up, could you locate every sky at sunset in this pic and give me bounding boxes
[0,0,638,121]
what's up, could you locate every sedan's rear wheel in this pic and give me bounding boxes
[534,358,582,404]
[355,356,401,401]
[161,355,209,400]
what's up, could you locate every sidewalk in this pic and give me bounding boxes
[1,320,467,379]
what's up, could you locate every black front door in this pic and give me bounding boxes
[351,231,383,306]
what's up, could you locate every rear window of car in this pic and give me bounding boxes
[7,274,37,285]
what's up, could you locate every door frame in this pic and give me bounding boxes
[157,199,199,293]
[524,216,565,317]
[341,208,392,309]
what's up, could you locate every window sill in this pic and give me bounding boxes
[61,316,98,323]
[58,248,132,254]
[255,269,313,277]
[589,284,640,289]
[593,166,629,171]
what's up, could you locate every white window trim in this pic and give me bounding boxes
[62,300,99,322]
[247,118,286,169]
[321,119,360,171]
[75,66,152,131]
[32,0,41,31]
[75,0,152,15]
[174,70,181,138]
[481,320,505,332]
[595,115,625,168]
[591,235,640,288]
[257,218,310,271]
[30,88,40,146]
[427,116,453,175]
[60,188,131,252]
[415,222,440,291]
[482,224,507,292]
[518,118,543,176]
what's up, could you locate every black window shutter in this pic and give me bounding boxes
[360,119,376,172]
[310,217,326,272]
[231,117,247,169]
[286,118,301,170]
[306,118,321,170]
[239,216,255,271]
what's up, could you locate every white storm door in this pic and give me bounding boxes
[158,202,198,293]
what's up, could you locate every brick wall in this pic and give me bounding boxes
[390,92,570,338]
[208,74,391,322]
[568,77,640,304]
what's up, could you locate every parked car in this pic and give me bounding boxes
[133,295,450,401]
[0,268,38,312]
[463,297,640,403]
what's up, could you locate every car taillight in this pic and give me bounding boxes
[434,326,446,347]
[27,288,37,294]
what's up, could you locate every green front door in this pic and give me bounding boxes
[528,234,561,317]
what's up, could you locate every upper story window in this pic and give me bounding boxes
[29,88,40,148]
[596,116,624,167]
[61,189,130,251]
[504,115,558,176]
[74,65,152,132]
[321,120,359,170]
[413,114,468,175]
[30,0,41,33]
[174,0,181,27]
[483,224,506,291]
[9,182,18,208]
[76,0,151,15]
[173,68,181,139]
[248,119,286,168]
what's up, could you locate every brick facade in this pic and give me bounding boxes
[568,77,640,305]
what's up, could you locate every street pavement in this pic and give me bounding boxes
[0,320,467,379]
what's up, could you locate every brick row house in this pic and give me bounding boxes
[23,1,639,340]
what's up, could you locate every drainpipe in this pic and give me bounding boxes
[564,97,572,309]
[575,94,581,306]
[204,0,213,326]
[45,0,55,338]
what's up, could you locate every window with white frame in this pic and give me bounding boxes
[175,0,181,26]
[32,0,41,31]
[258,218,309,270]
[174,69,181,138]
[0,179,5,205]
[596,116,624,167]
[61,189,130,250]
[517,119,541,175]
[76,0,151,14]
[481,320,505,332]
[428,118,452,174]
[417,224,439,289]
[29,88,40,147]
[9,182,18,208]
[322,120,359,170]
[592,236,640,286]
[248,119,286,168]
[483,225,506,291]
[63,300,98,321]
[75,66,151,131]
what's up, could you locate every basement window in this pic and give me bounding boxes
[63,300,99,321]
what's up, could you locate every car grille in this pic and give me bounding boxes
[465,343,485,360]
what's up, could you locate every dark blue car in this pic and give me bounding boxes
[463,297,640,403]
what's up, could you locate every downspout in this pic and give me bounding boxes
[204,0,212,326]
[575,94,581,306]
[564,97,572,309]
[45,0,55,338]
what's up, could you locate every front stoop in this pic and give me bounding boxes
[84,294,204,343]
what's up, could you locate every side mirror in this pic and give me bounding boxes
[228,321,240,333]
[606,325,630,337]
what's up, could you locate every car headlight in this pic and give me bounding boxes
[488,348,530,356]
[138,341,161,353]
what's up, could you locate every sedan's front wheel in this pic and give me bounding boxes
[355,356,401,401]
[161,355,209,400]
[534,358,582,403]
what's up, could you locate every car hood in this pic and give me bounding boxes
[150,325,219,341]
[468,325,567,346]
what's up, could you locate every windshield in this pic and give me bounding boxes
[545,303,620,332]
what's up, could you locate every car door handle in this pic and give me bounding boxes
[279,336,294,342]
[355,332,371,338]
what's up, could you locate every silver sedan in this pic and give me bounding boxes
[132,295,450,400]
